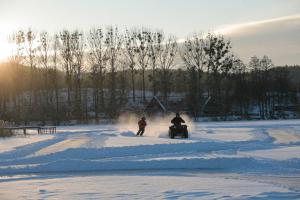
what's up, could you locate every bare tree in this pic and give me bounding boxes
[70,31,85,118]
[52,34,60,120]
[260,55,274,118]
[148,31,163,96]
[118,59,128,106]
[10,31,26,122]
[124,29,138,102]
[39,32,50,105]
[158,36,177,103]
[135,28,150,101]
[181,33,206,116]
[26,30,38,108]
[14,29,38,112]
[105,27,122,116]
[88,28,109,118]
[249,55,274,119]
[232,58,249,116]
[59,30,73,116]
[181,33,206,74]
[204,33,232,98]
[249,56,262,117]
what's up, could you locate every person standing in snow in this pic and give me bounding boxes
[137,117,147,136]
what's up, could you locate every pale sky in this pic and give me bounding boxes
[0,0,300,65]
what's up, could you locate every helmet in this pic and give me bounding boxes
[176,112,180,117]
[142,116,146,120]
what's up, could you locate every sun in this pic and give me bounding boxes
[0,32,14,62]
[0,22,17,62]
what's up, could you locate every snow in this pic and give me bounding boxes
[1,173,298,200]
[267,128,300,144]
[195,127,255,142]
[0,134,54,153]
[239,146,300,160]
[0,119,300,199]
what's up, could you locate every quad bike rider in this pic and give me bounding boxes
[169,113,188,138]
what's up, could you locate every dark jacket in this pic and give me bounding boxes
[171,116,185,126]
[138,119,147,129]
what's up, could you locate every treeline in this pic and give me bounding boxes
[0,27,299,123]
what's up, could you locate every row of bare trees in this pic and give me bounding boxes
[0,27,299,123]
[1,27,179,121]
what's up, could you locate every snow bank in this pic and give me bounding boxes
[120,131,136,137]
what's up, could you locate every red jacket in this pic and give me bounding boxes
[138,119,147,129]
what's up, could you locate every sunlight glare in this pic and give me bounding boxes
[0,23,16,62]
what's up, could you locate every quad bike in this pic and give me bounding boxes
[168,124,188,139]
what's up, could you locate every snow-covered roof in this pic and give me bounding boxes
[153,96,167,112]
[144,96,167,113]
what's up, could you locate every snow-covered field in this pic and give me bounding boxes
[1,119,300,199]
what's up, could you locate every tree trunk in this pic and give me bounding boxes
[131,67,135,102]
[142,68,146,101]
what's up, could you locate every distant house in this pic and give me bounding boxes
[144,96,167,115]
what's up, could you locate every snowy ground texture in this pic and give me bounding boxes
[0,119,300,199]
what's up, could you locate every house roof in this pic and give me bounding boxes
[144,96,167,113]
